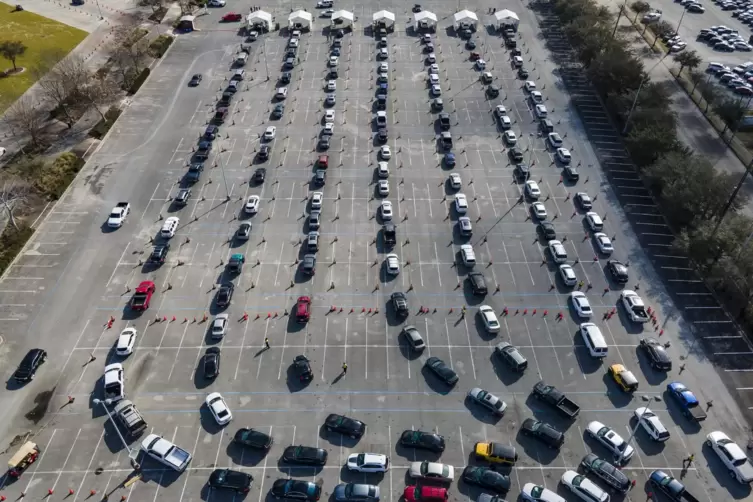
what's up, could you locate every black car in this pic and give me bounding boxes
[574,192,592,210]
[302,254,316,275]
[333,483,379,502]
[466,40,476,50]
[293,355,314,382]
[324,413,366,438]
[462,466,511,494]
[271,479,321,501]
[494,342,528,372]
[234,428,273,449]
[216,283,234,308]
[149,244,170,265]
[186,163,203,184]
[580,453,631,493]
[607,259,629,283]
[253,168,267,184]
[272,103,285,119]
[208,468,252,494]
[508,147,524,163]
[282,445,327,465]
[204,124,218,140]
[280,72,292,84]
[285,48,296,59]
[189,73,203,86]
[375,94,387,110]
[640,338,672,371]
[174,188,191,206]
[318,136,331,150]
[313,170,326,186]
[514,163,530,181]
[425,356,458,385]
[376,128,388,143]
[413,4,422,12]
[391,292,409,318]
[438,112,451,130]
[538,222,556,241]
[563,165,579,181]
[203,347,220,379]
[219,92,233,106]
[486,85,500,98]
[258,145,271,162]
[520,418,564,449]
[399,430,445,452]
[469,272,487,296]
[14,349,47,382]
[517,67,529,79]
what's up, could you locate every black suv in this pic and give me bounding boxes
[514,163,530,181]
[14,349,47,382]
[607,260,629,283]
[203,347,220,379]
[399,430,445,452]
[313,170,326,186]
[208,469,252,494]
[257,145,270,162]
[469,272,487,296]
[391,292,409,318]
[186,163,203,184]
[538,222,556,241]
[174,188,191,206]
[272,103,285,119]
[293,355,314,382]
[520,418,564,449]
[253,168,266,184]
[280,72,292,84]
[149,244,170,265]
[282,445,327,465]
[234,428,273,449]
[639,338,672,371]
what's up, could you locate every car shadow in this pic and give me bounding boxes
[226,441,269,467]
[463,395,502,425]
[572,335,603,375]
[635,347,670,386]
[515,430,560,465]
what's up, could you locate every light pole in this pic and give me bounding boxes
[92,398,140,469]
[615,395,661,465]
[611,0,629,39]
[622,54,669,134]
[94,0,103,19]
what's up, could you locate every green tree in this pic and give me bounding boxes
[0,40,26,71]
[713,97,747,133]
[698,80,720,112]
[688,69,706,93]
[630,1,651,15]
[624,123,678,168]
[587,47,644,96]
[673,50,702,74]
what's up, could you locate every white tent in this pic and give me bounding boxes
[495,9,520,28]
[332,10,354,29]
[373,10,395,27]
[247,10,272,31]
[453,10,478,30]
[414,11,437,31]
[289,10,313,30]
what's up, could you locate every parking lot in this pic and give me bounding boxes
[0,1,752,501]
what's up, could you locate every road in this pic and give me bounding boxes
[0,1,750,501]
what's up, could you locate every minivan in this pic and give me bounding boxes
[579,323,608,358]
[585,212,603,231]
[548,240,567,263]
[160,217,179,239]
[460,244,476,267]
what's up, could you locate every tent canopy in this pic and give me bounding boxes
[453,10,478,26]
[288,10,312,28]
[495,10,519,22]
[414,11,437,24]
[373,10,395,25]
[332,10,354,22]
[247,10,272,27]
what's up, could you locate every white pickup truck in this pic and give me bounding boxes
[107,202,130,228]
[140,434,192,472]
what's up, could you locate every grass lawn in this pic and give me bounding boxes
[0,6,87,113]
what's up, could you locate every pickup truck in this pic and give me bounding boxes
[531,381,580,418]
[131,281,155,311]
[649,470,700,502]
[666,382,707,422]
[141,434,192,472]
[107,202,130,228]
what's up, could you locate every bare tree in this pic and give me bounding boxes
[80,74,118,121]
[108,22,151,89]
[177,0,192,16]
[3,95,47,148]
[0,178,30,230]
[142,0,168,13]
[32,52,89,128]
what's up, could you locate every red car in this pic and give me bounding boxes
[470,52,480,60]
[131,281,155,311]
[404,486,448,502]
[317,155,329,169]
[295,296,311,323]
[222,12,243,22]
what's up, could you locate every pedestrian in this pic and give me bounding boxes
[461,306,467,318]
[682,454,694,467]
[342,362,348,374]
[578,281,584,289]
[264,337,270,349]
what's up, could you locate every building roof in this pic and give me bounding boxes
[373,10,395,22]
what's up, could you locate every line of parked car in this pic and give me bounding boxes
[706,58,753,95]
[697,25,752,51]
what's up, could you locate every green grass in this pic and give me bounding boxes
[0,5,87,113]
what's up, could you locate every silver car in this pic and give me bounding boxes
[408,461,454,482]
[211,314,229,339]
[467,387,507,416]
[333,483,380,502]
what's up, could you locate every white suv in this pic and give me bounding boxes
[706,431,753,483]
[347,453,389,473]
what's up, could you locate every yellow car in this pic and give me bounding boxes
[609,363,638,392]
[474,442,518,465]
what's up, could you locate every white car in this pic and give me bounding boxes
[380,200,393,220]
[560,471,609,502]
[347,453,389,473]
[428,53,436,64]
[594,233,613,255]
[377,162,389,178]
[547,132,563,148]
[311,192,324,210]
[556,148,572,164]
[494,105,507,117]
[521,483,565,502]
[529,91,543,103]
[107,202,130,228]
[205,392,233,425]
[575,192,592,210]
[115,328,137,356]
[570,292,593,318]
[378,180,389,196]
[534,104,548,118]
[499,115,512,129]
[503,130,517,145]
[475,59,486,70]
[706,431,753,483]
[449,173,462,189]
[634,407,670,442]
[245,195,260,214]
[325,109,335,122]
[211,313,229,338]
[620,290,649,323]
[524,80,537,92]
[326,80,336,91]
[586,421,634,463]
[431,84,441,96]
[289,38,299,48]
[379,62,389,72]
[513,55,524,67]
[385,253,400,275]
[329,55,339,66]
[429,73,440,85]
[263,126,276,140]
[323,123,334,135]
[380,145,391,159]
[531,202,547,220]
[408,461,454,482]
[104,363,125,402]
[525,180,541,199]
[479,305,500,333]
[322,9,334,17]
[559,264,577,286]
[208,0,225,5]
[429,63,439,74]
[467,387,507,416]
[454,194,468,214]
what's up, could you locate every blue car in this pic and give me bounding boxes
[445,153,456,167]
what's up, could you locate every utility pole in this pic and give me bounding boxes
[622,54,668,134]
[93,399,140,469]
[612,0,628,39]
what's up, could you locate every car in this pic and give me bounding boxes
[409,461,454,482]
[378,180,389,196]
[283,445,327,465]
[425,356,458,385]
[639,337,672,371]
[494,342,528,372]
[467,388,507,416]
[245,195,260,214]
[307,231,319,252]
[512,55,524,67]
[380,201,393,220]
[115,328,137,356]
[524,80,537,92]
[431,84,441,95]
[586,421,634,463]
[271,479,322,501]
[222,12,242,22]
[402,325,426,351]
[263,126,276,141]
[529,91,543,103]
[104,363,125,402]
[186,163,203,183]
[391,292,409,318]
[208,469,252,494]
[462,466,511,494]
[310,192,323,210]
[174,188,191,206]
[308,211,321,230]
[556,148,571,164]
[385,253,400,275]
[706,431,753,483]
[203,347,221,379]
[475,59,487,70]
[540,221,556,241]
[189,73,203,86]
[379,62,389,72]
[518,67,530,79]
[608,259,629,283]
[575,192,592,210]
[454,193,468,214]
[444,152,455,167]
[216,283,234,308]
[525,180,541,199]
[560,471,609,502]
[375,161,389,179]
[479,305,500,333]
[253,167,266,184]
[570,292,592,318]
[380,145,391,159]
[334,484,380,502]
[469,272,487,295]
[107,202,131,228]
[609,363,638,392]
[233,428,273,450]
[272,103,285,119]
[494,104,507,118]
[404,486,448,502]
[301,254,316,275]
[547,132,563,148]
[486,85,500,98]
[556,263,576,286]
[635,407,670,442]
[579,454,631,494]
[257,145,271,161]
[399,430,445,452]
[563,165,579,181]
[375,111,387,127]
[438,112,451,130]
[429,63,439,73]
[347,453,389,473]
[521,484,565,502]
[620,290,649,323]
[205,392,232,425]
[503,130,517,145]
[325,414,366,438]
[467,40,477,50]
[324,110,336,123]
[13,349,47,382]
[520,418,565,449]
[531,202,547,220]
[458,216,473,237]
[594,233,613,255]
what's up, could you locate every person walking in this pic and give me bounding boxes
[342,362,348,375]
[264,337,270,350]
[682,454,694,468]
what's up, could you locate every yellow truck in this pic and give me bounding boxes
[474,442,518,465]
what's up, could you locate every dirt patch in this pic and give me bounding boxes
[24,387,55,424]
[1,431,33,454]
[0,67,26,78]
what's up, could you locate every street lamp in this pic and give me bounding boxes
[615,394,661,465]
[92,398,140,469]
[621,54,669,134]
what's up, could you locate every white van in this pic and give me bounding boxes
[160,217,179,239]
[548,240,567,263]
[235,53,248,66]
[460,244,476,267]
[579,323,608,358]
[585,212,603,231]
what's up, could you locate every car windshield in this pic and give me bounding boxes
[530,486,544,498]
[356,454,365,465]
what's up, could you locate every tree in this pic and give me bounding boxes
[0,178,30,230]
[673,50,702,74]
[177,0,192,16]
[587,47,644,96]
[33,52,89,128]
[2,95,47,148]
[698,80,720,112]
[624,123,678,168]
[630,1,651,15]
[80,74,118,122]
[0,40,26,72]
[712,97,747,133]
[688,69,706,93]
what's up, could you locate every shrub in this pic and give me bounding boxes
[0,224,34,276]
[128,67,150,95]
[35,152,84,199]
[148,34,174,58]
